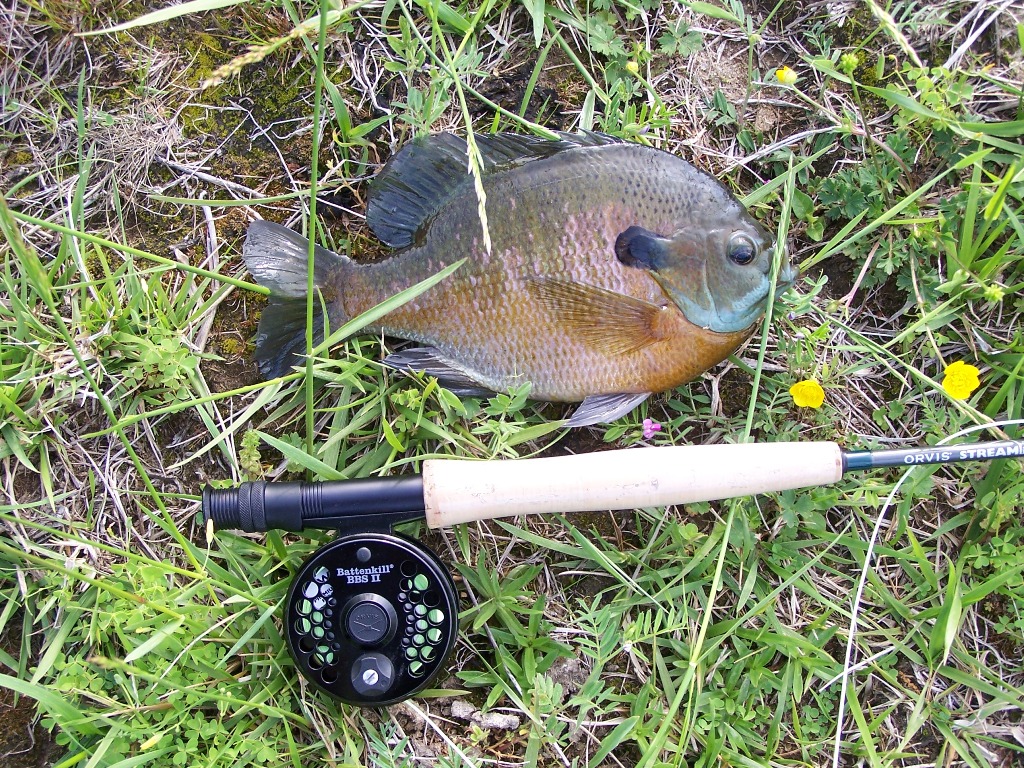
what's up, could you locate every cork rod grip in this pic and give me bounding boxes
[422,442,844,528]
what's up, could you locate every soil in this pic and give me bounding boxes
[0,690,58,768]
[0,623,61,768]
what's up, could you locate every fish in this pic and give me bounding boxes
[243,132,796,426]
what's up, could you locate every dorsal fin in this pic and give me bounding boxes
[365,131,624,249]
[365,133,470,249]
[474,130,622,168]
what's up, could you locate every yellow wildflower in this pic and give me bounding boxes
[625,60,640,76]
[941,361,981,399]
[775,66,798,86]
[790,379,825,409]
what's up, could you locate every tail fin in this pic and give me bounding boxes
[242,221,349,378]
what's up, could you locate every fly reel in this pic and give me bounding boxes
[286,532,457,706]
[203,477,458,707]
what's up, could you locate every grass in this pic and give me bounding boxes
[2,0,1024,766]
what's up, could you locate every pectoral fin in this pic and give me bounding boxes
[383,347,495,397]
[527,278,666,356]
[565,393,651,427]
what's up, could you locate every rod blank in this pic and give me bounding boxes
[844,438,1024,471]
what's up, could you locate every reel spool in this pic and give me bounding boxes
[286,532,458,706]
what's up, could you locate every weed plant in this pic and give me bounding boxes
[2,0,1024,766]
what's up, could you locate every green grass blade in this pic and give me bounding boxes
[81,0,253,36]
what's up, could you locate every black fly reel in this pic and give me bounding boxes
[203,477,458,707]
[285,532,458,706]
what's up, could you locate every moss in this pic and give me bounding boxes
[830,3,875,49]
[3,149,34,166]
[218,336,246,356]
[0,148,38,199]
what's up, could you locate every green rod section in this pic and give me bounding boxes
[843,439,1024,473]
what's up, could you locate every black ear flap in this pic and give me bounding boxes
[615,226,670,271]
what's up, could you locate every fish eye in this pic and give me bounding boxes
[727,234,757,265]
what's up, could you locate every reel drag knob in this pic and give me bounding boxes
[343,594,397,646]
[285,532,458,707]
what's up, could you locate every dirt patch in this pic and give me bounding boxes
[0,690,59,768]
[475,59,571,130]
[0,622,61,768]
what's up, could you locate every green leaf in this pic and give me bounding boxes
[959,119,1024,137]
[503,420,563,447]
[0,672,101,735]
[222,603,281,662]
[255,431,345,480]
[579,88,596,132]
[381,418,406,452]
[0,423,36,472]
[863,85,946,123]
[791,188,814,220]
[124,618,184,663]
[520,0,546,47]
[106,747,177,768]
[929,559,963,666]
[495,521,585,557]
[984,161,1020,222]
[413,0,471,33]
[681,0,742,24]
[940,665,1024,709]
[31,592,95,684]
[676,30,703,56]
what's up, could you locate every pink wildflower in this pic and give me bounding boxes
[642,418,662,440]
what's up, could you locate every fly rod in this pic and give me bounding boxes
[203,438,1023,534]
[202,436,1021,707]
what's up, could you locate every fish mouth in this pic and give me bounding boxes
[714,245,798,331]
[771,245,798,288]
[777,261,799,287]
[660,243,798,334]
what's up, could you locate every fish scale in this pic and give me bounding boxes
[243,132,795,425]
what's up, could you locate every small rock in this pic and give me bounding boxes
[450,700,476,721]
[449,700,521,731]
